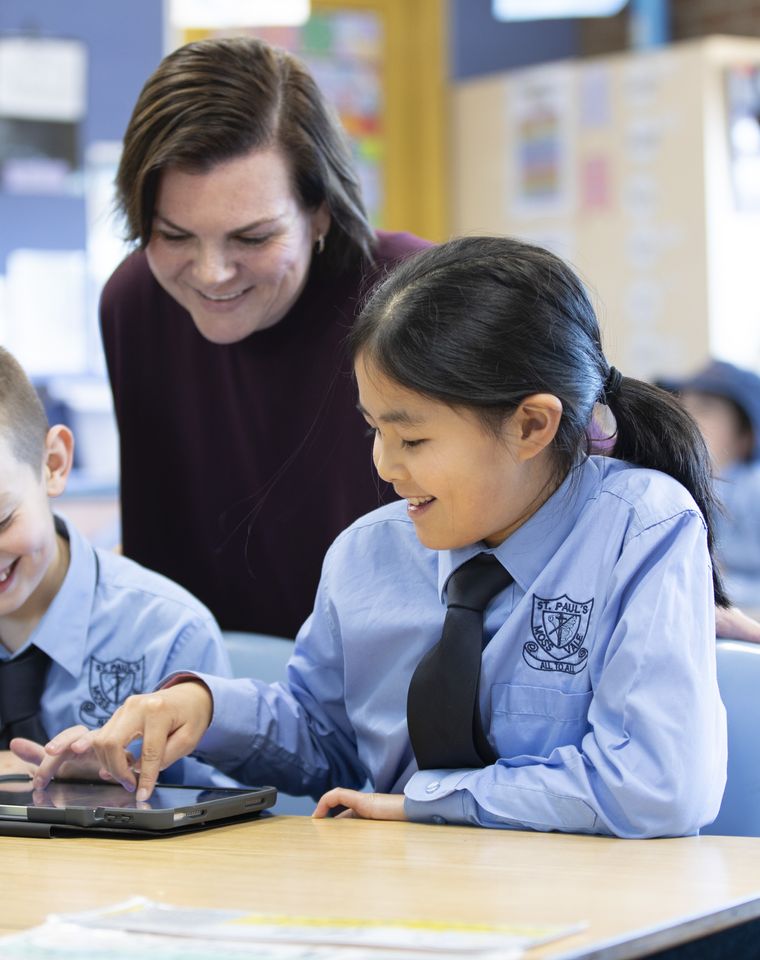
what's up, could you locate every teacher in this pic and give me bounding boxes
[100,36,429,637]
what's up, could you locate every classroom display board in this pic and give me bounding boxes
[451,36,760,382]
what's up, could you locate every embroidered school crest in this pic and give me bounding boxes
[523,595,594,674]
[79,656,145,727]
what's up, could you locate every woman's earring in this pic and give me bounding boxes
[315,235,325,255]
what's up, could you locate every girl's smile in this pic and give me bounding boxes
[405,496,435,515]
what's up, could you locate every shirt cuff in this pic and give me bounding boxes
[158,670,214,719]
[403,768,473,825]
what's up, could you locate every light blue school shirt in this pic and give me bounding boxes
[0,515,235,786]
[188,457,727,837]
[714,461,760,610]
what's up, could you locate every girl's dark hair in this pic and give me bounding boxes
[350,236,728,607]
[117,36,375,273]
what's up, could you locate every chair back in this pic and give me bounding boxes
[223,631,294,684]
[702,639,760,836]
[221,631,314,816]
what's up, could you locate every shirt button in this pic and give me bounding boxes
[425,781,440,794]
[432,815,446,825]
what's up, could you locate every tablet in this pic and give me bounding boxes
[0,777,276,837]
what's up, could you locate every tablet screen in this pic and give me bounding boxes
[0,779,252,812]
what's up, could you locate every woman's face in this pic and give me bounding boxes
[145,146,330,344]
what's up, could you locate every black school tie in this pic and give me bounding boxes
[0,644,51,748]
[407,553,513,770]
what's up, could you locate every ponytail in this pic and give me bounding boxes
[605,375,729,607]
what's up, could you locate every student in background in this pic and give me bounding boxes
[100,36,429,639]
[658,360,760,615]
[30,238,727,838]
[0,347,233,785]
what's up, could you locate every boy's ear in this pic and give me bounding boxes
[43,425,75,498]
[510,393,563,461]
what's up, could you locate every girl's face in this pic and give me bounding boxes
[355,358,558,551]
[145,146,330,344]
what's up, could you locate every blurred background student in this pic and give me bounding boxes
[658,360,760,616]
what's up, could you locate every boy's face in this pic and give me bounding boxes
[680,390,753,472]
[0,434,61,625]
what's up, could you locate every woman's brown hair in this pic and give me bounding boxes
[116,36,375,273]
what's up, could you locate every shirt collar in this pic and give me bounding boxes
[28,514,97,677]
[436,457,603,602]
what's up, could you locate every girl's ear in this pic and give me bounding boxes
[43,425,75,498]
[511,394,563,461]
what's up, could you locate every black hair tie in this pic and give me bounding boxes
[602,366,623,405]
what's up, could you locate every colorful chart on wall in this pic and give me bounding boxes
[509,63,575,219]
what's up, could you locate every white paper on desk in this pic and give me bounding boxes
[23,896,584,956]
[1,921,494,960]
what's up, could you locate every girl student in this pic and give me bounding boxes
[26,236,727,838]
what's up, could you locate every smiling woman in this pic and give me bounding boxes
[100,36,429,637]
[145,147,330,344]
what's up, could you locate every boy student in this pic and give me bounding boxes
[659,360,760,613]
[0,346,233,784]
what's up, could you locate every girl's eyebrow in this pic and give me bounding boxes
[153,213,282,235]
[355,402,425,426]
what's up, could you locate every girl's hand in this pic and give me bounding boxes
[313,788,407,821]
[29,680,213,800]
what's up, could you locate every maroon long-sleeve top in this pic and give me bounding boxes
[100,231,430,638]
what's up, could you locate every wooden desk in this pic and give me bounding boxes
[3,816,760,959]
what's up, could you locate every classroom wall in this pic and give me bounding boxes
[4,1,758,271]
[581,0,760,56]
[450,35,760,379]
[0,0,163,266]
[449,0,579,79]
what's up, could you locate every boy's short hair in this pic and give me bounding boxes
[0,347,49,471]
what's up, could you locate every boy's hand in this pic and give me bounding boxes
[312,788,407,821]
[9,737,106,781]
[29,680,213,800]
[0,746,38,777]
